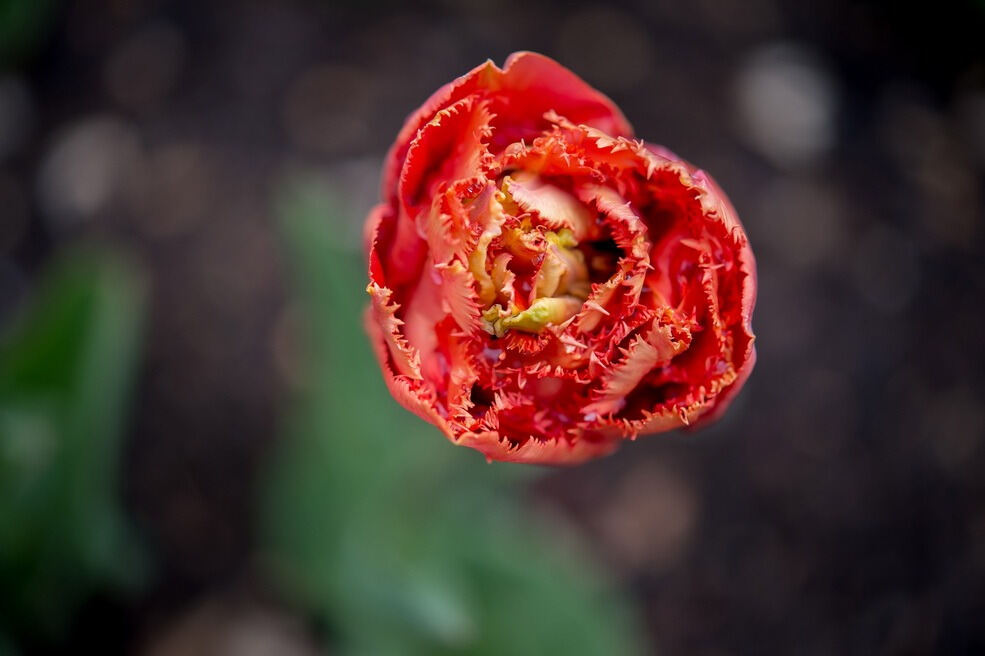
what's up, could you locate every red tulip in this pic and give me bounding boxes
[365,52,756,464]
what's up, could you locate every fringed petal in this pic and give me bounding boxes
[366,283,422,380]
[454,430,618,465]
[437,259,481,333]
[504,172,594,240]
[582,320,689,417]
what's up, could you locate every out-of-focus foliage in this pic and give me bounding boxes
[0,250,147,645]
[0,0,58,64]
[0,634,17,656]
[260,181,644,656]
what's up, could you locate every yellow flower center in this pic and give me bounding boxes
[473,176,598,337]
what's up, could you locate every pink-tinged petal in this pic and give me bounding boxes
[545,114,651,174]
[400,97,494,219]
[570,183,650,332]
[418,193,461,268]
[382,52,631,198]
[365,203,389,286]
[684,164,758,325]
[659,162,757,426]
[575,183,649,260]
[504,172,594,240]
[692,343,756,429]
[382,61,498,198]
[499,52,633,139]
[389,96,494,286]
[366,283,422,380]
[365,303,478,440]
[500,131,603,181]
[454,430,618,465]
[364,314,451,432]
[444,332,483,422]
[575,276,621,334]
[501,330,552,356]
[465,184,509,305]
[400,267,452,386]
[420,178,488,268]
[582,320,689,417]
[595,400,706,440]
[437,260,481,333]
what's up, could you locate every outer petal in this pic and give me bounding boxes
[496,52,633,139]
[387,96,494,286]
[381,60,496,199]
[366,283,422,380]
[364,304,433,421]
[381,52,633,199]
[673,164,757,427]
[455,430,618,465]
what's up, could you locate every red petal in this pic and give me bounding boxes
[499,52,633,139]
[454,430,618,465]
[437,260,481,334]
[366,283,422,380]
[382,52,632,201]
[504,172,593,240]
[582,320,688,417]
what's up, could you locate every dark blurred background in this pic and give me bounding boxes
[1,0,984,654]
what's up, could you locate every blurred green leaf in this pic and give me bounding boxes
[0,248,148,641]
[260,179,644,655]
[0,633,18,656]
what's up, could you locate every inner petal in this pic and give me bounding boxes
[471,173,623,338]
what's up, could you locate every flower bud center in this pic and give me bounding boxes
[474,173,617,337]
